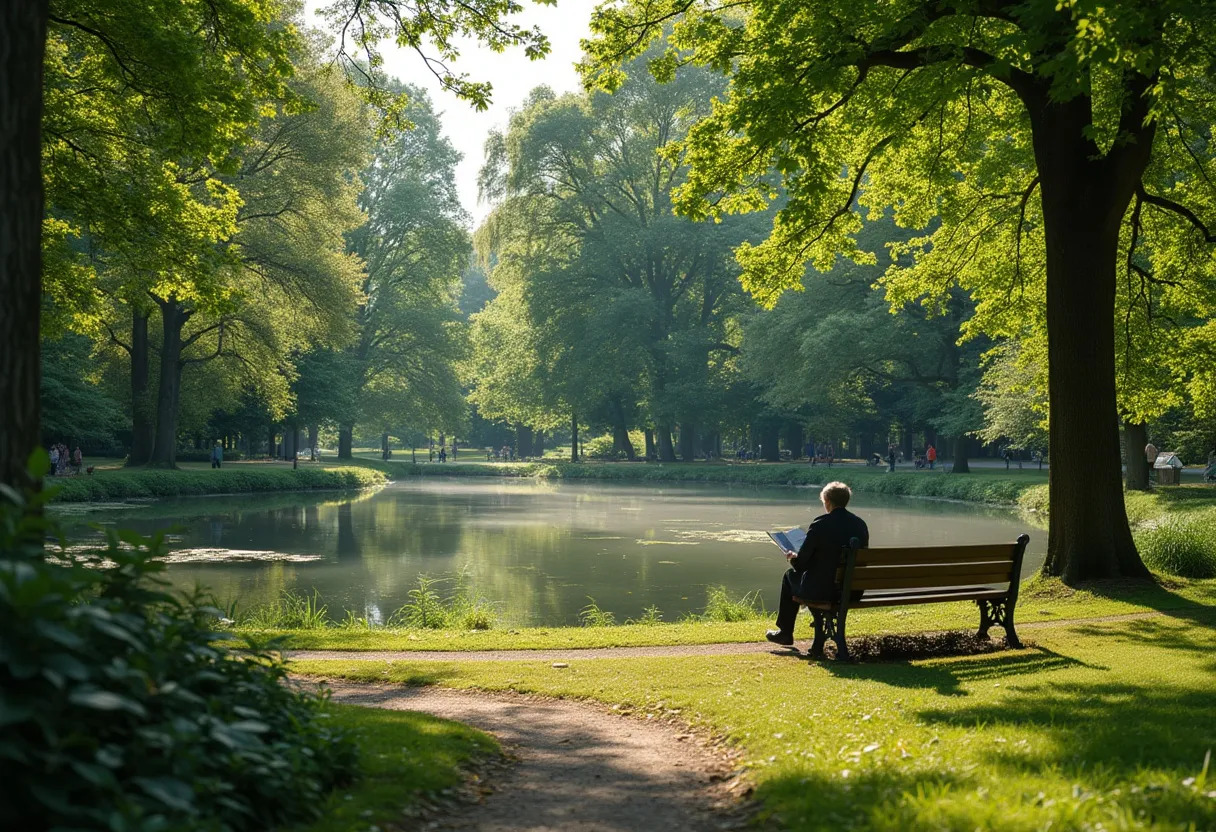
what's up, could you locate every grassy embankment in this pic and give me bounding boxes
[301,704,498,832]
[46,464,386,503]
[293,583,1216,831]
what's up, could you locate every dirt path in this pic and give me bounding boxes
[287,610,1163,664]
[319,681,755,831]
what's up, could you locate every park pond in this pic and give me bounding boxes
[59,478,1047,626]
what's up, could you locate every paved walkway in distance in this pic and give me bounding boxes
[319,681,755,831]
[286,611,1163,665]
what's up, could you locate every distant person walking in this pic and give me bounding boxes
[211,442,223,469]
[439,447,447,463]
[49,445,60,475]
[1145,441,1159,465]
[926,444,937,469]
[72,446,83,474]
[887,445,896,473]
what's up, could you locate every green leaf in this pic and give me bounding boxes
[69,689,148,717]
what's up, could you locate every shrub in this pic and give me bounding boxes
[0,469,358,830]
[238,589,329,629]
[48,465,385,503]
[386,571,498,631]
[702,585,767,621]
[1135,511,1216,578]
[578,597,617,627]
[625,604,664,625]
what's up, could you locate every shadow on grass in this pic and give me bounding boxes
[810,646,1097,696]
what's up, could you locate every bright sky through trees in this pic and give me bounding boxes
[304,0,593,225]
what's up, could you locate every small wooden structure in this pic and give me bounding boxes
[793,535,1030,660]
[1154,452,1184,486]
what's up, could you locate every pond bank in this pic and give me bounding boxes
[47,466,386,503]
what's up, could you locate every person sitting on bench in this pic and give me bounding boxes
[766,481,870,646]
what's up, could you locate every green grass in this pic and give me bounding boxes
[1135,507,1216,578]
[294,604,1216,831]
[244,577,1216,651]
[301,703,497,832]
[46,465,386,503]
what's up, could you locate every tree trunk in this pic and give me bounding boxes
[148,299,188,468]
[644,429,656,460]
[951,434,971,474]
[268,425,277,459]
[127,311,153,466]
[308,424,318,461]
[534,431,544,457]
[338,425,353,459]
[1123,421,1150,491]
[784,422,804,460]
[859,433,874,461]
[760,423,781,462]
[656,423,676,462]
[0,0,46,490]
[570,413,579,462]
[380,431,389,459]
[902,427,914,461]
[516,424,533,459]
[1033,110,1149,581]
[678,422,696,461]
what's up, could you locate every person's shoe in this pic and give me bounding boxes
[765,630,794,646]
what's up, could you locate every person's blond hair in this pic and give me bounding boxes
[820,481,852,508]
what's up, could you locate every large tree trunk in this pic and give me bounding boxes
[760,423,780,462]
[950,434,971,474]
[902,427,914,461]
[338,425,353,459]
[0,0,47,490]
[644,428,656,460]
[148,299,188,468]
[784,421,804,460]
[610,399,635,460]
[1123,420,1150,491]
[127,311,154,466]
[656,423,676,462]
[1033,106,1148,582]
[534,431,544,457]
[515,424,533,459]
[678,422,696,461]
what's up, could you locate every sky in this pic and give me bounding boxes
[304,0,594,227]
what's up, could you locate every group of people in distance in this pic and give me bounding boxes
[47,443,83,476]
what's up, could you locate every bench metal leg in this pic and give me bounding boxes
[810,610,850,660]
[977,598,1022,649]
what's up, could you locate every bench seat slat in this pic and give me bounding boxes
[802,586,1009,610]
[855,545,1018,566]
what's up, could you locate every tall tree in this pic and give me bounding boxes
[584,1,1216,581]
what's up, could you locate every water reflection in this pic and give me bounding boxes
[62,479,1046,626]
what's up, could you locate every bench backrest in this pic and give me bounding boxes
[838,535,1030,593]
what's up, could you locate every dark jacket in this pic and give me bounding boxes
[792,507,869,602]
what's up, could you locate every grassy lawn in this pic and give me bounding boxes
[300,703,498,832]
[244,577,1216,651]
[45,463,386,502]
[294,602,1216,831]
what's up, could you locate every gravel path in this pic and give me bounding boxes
[319,681,755,832]
[287,611,1163,664]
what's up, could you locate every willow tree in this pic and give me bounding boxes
[586,1,1216,581]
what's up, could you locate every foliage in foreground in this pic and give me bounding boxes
[0,480,358,830]
[46,465,385,503]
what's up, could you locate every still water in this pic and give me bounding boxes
[63,479,1045,626]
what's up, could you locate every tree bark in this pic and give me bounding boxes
[534,431,544,457]
[1033,105,1149,581]
[569,413,579,462]
[515,424,533,459]
[656,423,676,462]
[1118,418,1147,491]
[148,299,188,468]
[950,434,971,474]
[1122,421,1150,491]
[0,0,48,490]
[268,425,277,459]
[784,421,804,459]
[678,422,696,461]
[338,425,353,459]
[760,423,781,462]
[902,427,914,461]
[308,424,318,461]
[644,428,656,461]
[124,311,154,466]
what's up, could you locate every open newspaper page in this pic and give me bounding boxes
[767,527,807,555]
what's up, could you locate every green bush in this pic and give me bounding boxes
[700,585,767,621]
[578,597,617,627]
[0,477,357,830]
[385,571,498,631]
[47,465,385,503]
[238,589,329,629]
[1135,511,1216,578]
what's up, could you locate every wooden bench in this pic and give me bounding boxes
[792,534,1030,660]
